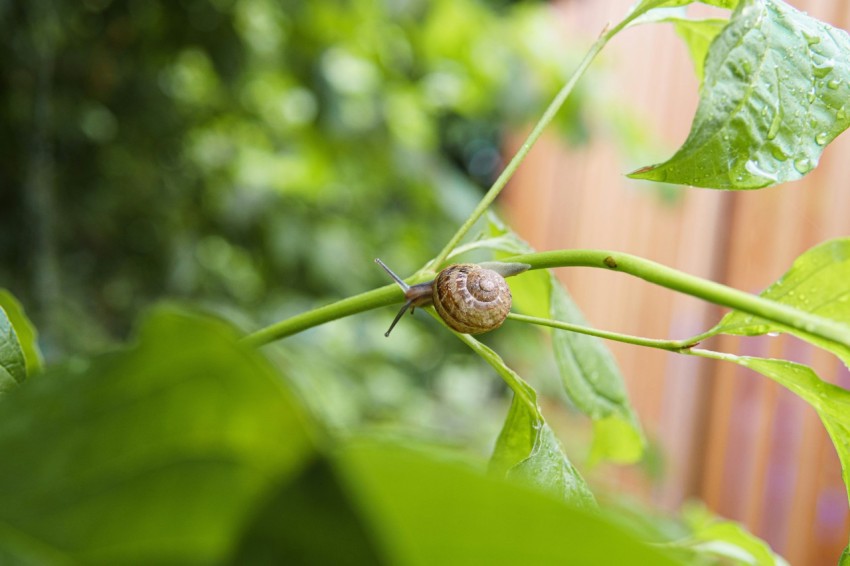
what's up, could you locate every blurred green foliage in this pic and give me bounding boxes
[1,0,590,449]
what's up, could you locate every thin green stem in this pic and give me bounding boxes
[244,248,850,350]
[507,313,700,352]
[429,23,625,271]
[502,249,850,350]
[241,284,402,347]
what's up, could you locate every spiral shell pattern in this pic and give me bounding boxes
[433,264,512,334]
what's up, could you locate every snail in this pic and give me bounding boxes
[375,258,530,336]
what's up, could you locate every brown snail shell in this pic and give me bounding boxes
[432,264,511,334]
[375,259,529,336]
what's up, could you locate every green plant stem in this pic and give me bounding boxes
[428,21,628,271]
[503,249,850,350]
[241,284,403,347]
[507,313,701,352]
[244,248,850,349]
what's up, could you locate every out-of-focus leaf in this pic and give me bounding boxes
[695,351,850,515]
[551,280,645,464]
[231,458,385,565]
[707,238,850,367]
[0,305,25,394]
[0,309,314,564]
[629,0,850,189]
[673,502,788,565]
[337,441,685,565]
[0,290,43,376]
[668,18,728,82]
[459,334,594,506]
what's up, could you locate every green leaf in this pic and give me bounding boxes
[696,351,850,517]
[675,502,788,565]
[550,279,645,464]
[0,289,43,376]
[337,441,685,565]
[231,458,385,565]
[669,18,729,82]
[629,0,850,189]
[0,305,26,394]
[459,334,594,506]
[708,238,850,367]
[485,214,644,464]
[0,309,314,564]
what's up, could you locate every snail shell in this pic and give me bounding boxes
[433,264,511,334]
[375,259,529,336]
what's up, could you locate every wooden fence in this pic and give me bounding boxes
[502,1,850,563]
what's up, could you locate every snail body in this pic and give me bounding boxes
[375,259,529,336]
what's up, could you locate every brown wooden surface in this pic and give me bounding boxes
[502,1,850,563]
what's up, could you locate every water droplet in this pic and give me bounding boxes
[767,110,782,140]
[770,144,789,161]
[794,158,813,174]
[816,132,830,145]
[828,79,842,90]
[807,88,816,103]
[838,106,847,121]
[767,331,780,337]
[813,60,835,78]
[804,31,821,46]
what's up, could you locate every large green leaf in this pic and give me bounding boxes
[629,0,850,189]
[231,458,385,565]
[0,290,43,377]
[708,238,850,367]
[337,441,684,565]
[0,309,314,564]
[0,305,26,394]
[550,279,645,464]
[459,334,595,506]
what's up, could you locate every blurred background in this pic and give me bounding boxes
[2,0,849,563]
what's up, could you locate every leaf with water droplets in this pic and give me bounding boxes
[707,238,850,367]
[629,0,850,189]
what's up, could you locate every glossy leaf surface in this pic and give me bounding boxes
[630,0,850,189]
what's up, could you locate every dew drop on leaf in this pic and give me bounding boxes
[794,158,813,173]
[767,110,782,140]
[770,144,789,161]
[813,60,835,78]
[816,132,829,145]
[828,79,842,90]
